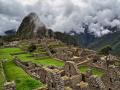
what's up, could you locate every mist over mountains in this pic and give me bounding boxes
[1,0,120,36]
[15,12,120,56]
[0,0,120,55]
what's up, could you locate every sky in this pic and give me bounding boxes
[0,0,120,36]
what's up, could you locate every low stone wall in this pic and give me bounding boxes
[32,53,47,57]
[4,81,16,90]
[14,60,48,84]
[13,59,120,90]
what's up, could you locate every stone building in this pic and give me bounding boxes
[14,57,120,90]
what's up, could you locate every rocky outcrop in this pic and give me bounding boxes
[17,13,47,39]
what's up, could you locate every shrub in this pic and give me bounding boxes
[27,43,36,53]
[99,45,112,55]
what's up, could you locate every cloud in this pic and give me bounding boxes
[0,0,120,36]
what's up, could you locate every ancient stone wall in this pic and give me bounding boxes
[14,59,120,90]
[4,81,16,90]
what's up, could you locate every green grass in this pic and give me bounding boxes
[0,48,22,54]
[0,61,5,90]
[0,48,22,60]
[0,48,43,90]
[79,66,89,73]
[3,61,42,90]
[0,47,64,67]
[16,54,64,67]
[79,65,104,77]
[0,47,64,90]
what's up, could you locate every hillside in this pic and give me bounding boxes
[3,12,120,56]
[88,31,120,56]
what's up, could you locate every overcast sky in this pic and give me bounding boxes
[0,0,120,36]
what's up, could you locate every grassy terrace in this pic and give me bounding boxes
[0,47,64,90]
[0,48,42,90]
[79,65,104,77]
[0,47,104,90]
[0,61,5,90]
[16,54,64,67]
[3,61,42,90]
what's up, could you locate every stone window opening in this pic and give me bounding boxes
[93,59,97,63]
[51,83,56,88]
[50,50,56,54]
[81,74,85,82]
[110,78,112,83]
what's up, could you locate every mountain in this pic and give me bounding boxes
[16,12,120,56]
[17,12,79,46]
[4,29,16,36]
[67,24,120,56]
[88,31,120,56]
[67,24,96,48]
[17,13,47,39]
[54,31,79,46]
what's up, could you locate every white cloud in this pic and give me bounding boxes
[0,0,120,36]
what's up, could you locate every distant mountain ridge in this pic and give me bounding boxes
[15,12,120,56]
[88,31,120,56]
[5,29,16,36]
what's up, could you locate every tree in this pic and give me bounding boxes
[27,43,36,52]
[99,45,112,55]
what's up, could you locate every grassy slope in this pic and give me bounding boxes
[0,47,64,89]
[0,47,105,90]
[79,66,104,77]
[88,31,120,56]
[3,61,42,90]
[0,61,5,90]
[0,48,42,90]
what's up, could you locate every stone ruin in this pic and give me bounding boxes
[13,59,120,90]
[51,46,96,63]
[101,65,120,90]
[83,54,120,70]
[4,38,120,90]
[4,81,16,90]
[4,41,19,47]
[42,38,119,71]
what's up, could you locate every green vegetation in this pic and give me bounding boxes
[0,61,5,90]
[0,47,64,67]
[79,66,88,73]
[27,43,37,52]
[0,48,22,53]
[0,48,22,60]
[16,54,64,67]
[79,65,104,77]
[99,45,112,55]
[89,31,120,56]
[0,47,105,90]
[0,48,42,90]
[3,61,42,90]
[0,47,64,89]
